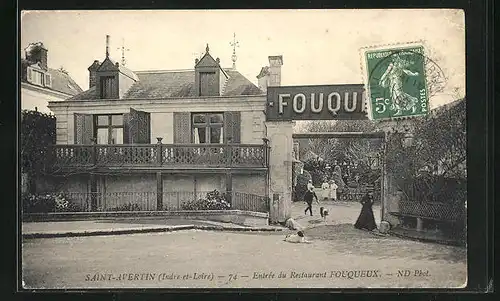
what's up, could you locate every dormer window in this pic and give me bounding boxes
[100,76,116,99]
[194,44,228,97]
[199,72,217,96]
[26,65,52,88]
[32,70,45,86]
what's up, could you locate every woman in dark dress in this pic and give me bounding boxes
[354,192,377,231]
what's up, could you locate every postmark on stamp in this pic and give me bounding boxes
[360,43,445,120]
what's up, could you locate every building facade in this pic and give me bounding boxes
[47,40,285,216]
[21,42,83,113]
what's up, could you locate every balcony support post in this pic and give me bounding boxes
[91,138,97,166]
[156,171,163,211]
[156,138,163,166]
[89,173,97,211]
[89,138,98,211]
[225,172,232,205]
[225,138,233,204]
[226,139,233,167]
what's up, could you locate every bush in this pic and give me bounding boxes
[309,170,326,187]
[109,203,142,211]
[65,201,88,212]
[181,190,231,210]
[22,193,57,213]
[23,192,90,213]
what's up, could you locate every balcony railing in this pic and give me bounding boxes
[50,143,269,170]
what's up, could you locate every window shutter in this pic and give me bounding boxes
[173,112,191,143]
[44,73,52,87]
[125,108,151,144]
[199,72,218,96]
[74,113,94,144]
[27,67,33,82]
[134,108,151,144]
[223,112,241,144]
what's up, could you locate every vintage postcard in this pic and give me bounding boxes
[20,9,466,289]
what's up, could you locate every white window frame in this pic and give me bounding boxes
[192,113,224,144]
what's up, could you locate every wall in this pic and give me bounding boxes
[162,174,224,209]
[21,84,68,114]
[257,75,269,93]
[268,65,281,87]
[56,112,69,144]
[232,174,266,196]
[240,111,266,144]
[24,210,269,227]
[195,175,224,192]
[102,174,156,193]
[219,70,228,94]
[54,175,91,210]
[382,173,402,227]
[151,112,174,143]
[266,121,294,223]
[99,174,156,210]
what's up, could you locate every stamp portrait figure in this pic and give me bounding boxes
[378,55,420,116]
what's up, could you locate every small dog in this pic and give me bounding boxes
[320,207,329,221]
[284,230,311,243]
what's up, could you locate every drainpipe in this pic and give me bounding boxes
[380,132,387,222]
[262,137,271,213]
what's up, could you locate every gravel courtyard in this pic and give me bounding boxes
[22,201,467,289]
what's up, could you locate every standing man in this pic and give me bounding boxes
[304,186,319,216]
[307,179,314,191]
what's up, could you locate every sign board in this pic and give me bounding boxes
[266,84,368,121]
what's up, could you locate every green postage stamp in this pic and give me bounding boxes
[361,44,429,120]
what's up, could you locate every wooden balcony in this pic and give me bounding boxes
[49,143,269,172]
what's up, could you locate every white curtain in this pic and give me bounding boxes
[194,128,200,144]
[193,128,201,155]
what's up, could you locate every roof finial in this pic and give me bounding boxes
[206,43,210,53]
[105,35,110,58]
[230,32,239,70]
[117,38,130,66]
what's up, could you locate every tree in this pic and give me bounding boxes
[303,158,327,187]
[294,170,312,201]
[299,120,383,189]
[385,99,466,204]
[21,110,56,193]
[303,120,382,163]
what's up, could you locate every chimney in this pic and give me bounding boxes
[87,60,101,88]
[25,42,48,71]
[268,55,283,87]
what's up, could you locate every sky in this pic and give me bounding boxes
[20,9,465,109]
